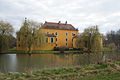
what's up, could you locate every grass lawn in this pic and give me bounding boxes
[1,61,120,80]
[7,48,82,54]
[79,73,120,80]
[102,47,116,52]
[6,47,117,54]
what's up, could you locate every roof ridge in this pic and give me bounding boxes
[45,21,71,25]
[43,21,78,31]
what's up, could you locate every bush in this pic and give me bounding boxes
[59,47,65,53]
[72,48,82,51]
[54,47,59,51]
[94,64,108,69]
[107,43,116,51]
[54,47,68,51]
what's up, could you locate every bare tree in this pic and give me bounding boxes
[76,26,103,52]
[17,18,45,53]
[0,20,14,52]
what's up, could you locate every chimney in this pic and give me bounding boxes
[45,21,47,23]
[58,21,61,24]
[65,21,67,24]
[25,17,27,20]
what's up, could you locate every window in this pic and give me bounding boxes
[55,32,58,35]
[72,33,75,36]
[50,37,54,43]
[56,44,57,46]
[66,32,68,36]
[66,43,68,46]
[46,38,48,43]
[66,38,68,41]
[18,37,20,41]
[18,44,20,47]
[25,35,27,37]
[56,38,57,41]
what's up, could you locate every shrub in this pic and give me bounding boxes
[54,47,59,51]
[59,47,65,53]
[54,47,68,52]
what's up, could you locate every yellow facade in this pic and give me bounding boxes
[16,22,78,50]
[40,28,78,50]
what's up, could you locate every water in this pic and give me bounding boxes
[0,52,120,73]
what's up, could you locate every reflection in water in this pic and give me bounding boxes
[0,52,120,73]
[0,54,17,73]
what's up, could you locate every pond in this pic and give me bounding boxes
[0,52,120,73]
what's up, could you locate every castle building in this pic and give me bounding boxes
[17,21,78,50]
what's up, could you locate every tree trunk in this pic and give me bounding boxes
[28,46,32,54]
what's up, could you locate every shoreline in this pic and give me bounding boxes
[0,51,114,55]
[0,47,116,54]
[0,48,116,54]
[0,51,113,54]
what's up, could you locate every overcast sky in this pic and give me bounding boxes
[0,0,120,34]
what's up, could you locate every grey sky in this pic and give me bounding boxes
[0,0,120,34]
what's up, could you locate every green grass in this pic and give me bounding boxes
[0,61,120,80]
[7,49,27,54]
[4,47,118,54]
[7,47,115,54]
[32,50,60,54]
[102,47,116,52]
[7,48,82,54]
[102,47,111,51]
[79,73,120,80]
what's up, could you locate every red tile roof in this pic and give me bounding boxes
[42,21,78,31]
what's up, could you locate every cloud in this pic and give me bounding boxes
[0,0,120,34]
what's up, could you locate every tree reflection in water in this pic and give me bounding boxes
[0,52,120,73]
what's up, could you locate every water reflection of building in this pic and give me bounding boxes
[1,52,119,72]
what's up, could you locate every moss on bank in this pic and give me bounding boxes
[102,47,117,52]
[0,61,120,80]
[4,47,117,54]
[7,48,83,54]
[78,73,120,80]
